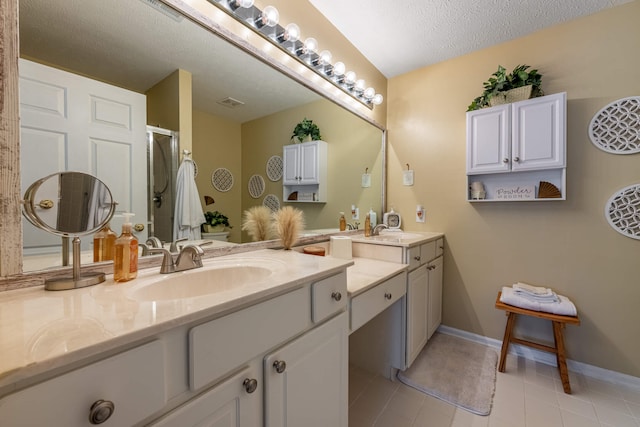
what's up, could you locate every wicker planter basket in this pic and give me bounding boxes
[488,85,534,107]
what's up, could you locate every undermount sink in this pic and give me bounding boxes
[128,258,284,301]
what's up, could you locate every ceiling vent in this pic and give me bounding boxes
[217,97,246,109]
[139,0,184,22]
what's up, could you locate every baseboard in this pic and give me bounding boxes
[437,325,640,391]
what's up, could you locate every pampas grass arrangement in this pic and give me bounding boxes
[242,206,274,241]
[273,206,305,250]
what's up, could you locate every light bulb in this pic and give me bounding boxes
[333,61,346,76]
[373,94,384,105]
[355,79,366,93]
[284,23,300,42]
[303,37,318,54]
[345,71,357,85]
[259,6,279,27]
[319,50,332,65]
[364,87,375,100]
[231,0,254,9]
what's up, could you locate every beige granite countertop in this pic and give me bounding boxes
[0,249,352,394]
[350,231,444,247]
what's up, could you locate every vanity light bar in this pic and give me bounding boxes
[206,0,383,109]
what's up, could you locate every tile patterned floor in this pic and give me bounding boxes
[349,353,640,427]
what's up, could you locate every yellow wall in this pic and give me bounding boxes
[241,99,383,241]
[387,1,640,376]
[192,110,242,243]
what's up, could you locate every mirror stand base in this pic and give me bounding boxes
[44,273,106,291]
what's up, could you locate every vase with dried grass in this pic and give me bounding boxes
[242,206,274,242]
[273,206,305,250]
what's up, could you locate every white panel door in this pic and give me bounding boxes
[427,256,443,340]
[512,92,566,171]
[299,141,320,184]
[406,265,428,367]
[466,105,511,174]
[19,59,147,254]
[282,144,300,184]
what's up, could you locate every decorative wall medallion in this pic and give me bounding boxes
[266,155,283,181]
[211,168,234,192]
[589,96,640,154]
[605,183,640,240]
[263,194,280,212]
[248,174,266,198]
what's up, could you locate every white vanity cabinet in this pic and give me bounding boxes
[466,92,566,201]
[0,341,166,427]
[283,140,327,202]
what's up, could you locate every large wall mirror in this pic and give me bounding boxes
[17,0,385,273]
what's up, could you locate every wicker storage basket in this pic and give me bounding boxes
[488,85,534,107]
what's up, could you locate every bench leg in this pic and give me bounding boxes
[553,321,572,394]
[499,312,516,372]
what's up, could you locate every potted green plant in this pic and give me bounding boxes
[202,210,232,233]
[467,65,543,111]
[291,118,322,143]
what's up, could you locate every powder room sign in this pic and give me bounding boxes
[495,185,535,200]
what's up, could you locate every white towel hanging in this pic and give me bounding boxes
[174,157,205,241]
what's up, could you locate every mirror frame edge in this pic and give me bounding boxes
[0,0,388,280]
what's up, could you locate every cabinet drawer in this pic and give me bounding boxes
[0,341,165,427]
[406,241,437,268]
[312,271,347,323]
[350,272,406,333]
[189,286,311,391]
[406,246,422,270]
[435,238,444,258]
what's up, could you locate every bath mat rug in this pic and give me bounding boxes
[397,332,498,416]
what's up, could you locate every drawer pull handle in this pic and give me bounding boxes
[503,158,509,163]
[384,292,392,300]
[331,291,342,301]
[273,360,287,374]
[427,265,436,270]
[439,246,444,250]
[89,400,115,425]
[513,157,520,162]
[414,256,421,261]
[243,378,258,394]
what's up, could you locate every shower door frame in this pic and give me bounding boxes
[147,126,179,242]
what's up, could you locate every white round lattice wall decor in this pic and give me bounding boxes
[211,168,234,192]
[263,194,280,212]
[589,96,640,154]
[605,183,640,240]
[248,174,265,198]
[266,155,283,181]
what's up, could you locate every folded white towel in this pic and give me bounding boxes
[512,282,554,295]
[500,286,577,316]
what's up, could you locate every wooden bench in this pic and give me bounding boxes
[495,291,580,394]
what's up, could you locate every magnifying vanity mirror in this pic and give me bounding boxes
[22,172,117,290]
[12,0,385,276]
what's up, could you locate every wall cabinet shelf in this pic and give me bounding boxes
[283,140,327,203]
[466,92,567,202]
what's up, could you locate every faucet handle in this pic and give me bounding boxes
[147,248,176,274]
[175,244,204,270]
[145,236,163,248]
[170,237,189,253]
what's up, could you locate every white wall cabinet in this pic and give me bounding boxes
[466,92,567,201]
[283,140,327,202]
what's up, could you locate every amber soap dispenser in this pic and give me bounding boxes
[93,222,116,262]
[114,213,138,282]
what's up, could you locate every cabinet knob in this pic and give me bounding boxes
[331,291,342,302]
[513,157,520,162]
[243,378,258,394]
[89,400,115,425]
[384,292,392,300]
[273,360,287,374]
[503,158,509,163]
[414,255,421,261]
[428,265,436,270]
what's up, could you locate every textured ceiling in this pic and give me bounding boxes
[308,0,634,78]
[19,0,320,123]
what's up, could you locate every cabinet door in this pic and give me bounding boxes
[299,141,320,184]
[406,265,428,367]
[466,105,511,174]
[282,144,300,184]
[512,92,566,171]
[151,366,260,427]
[427,256,443,340]
[264,312,348,427]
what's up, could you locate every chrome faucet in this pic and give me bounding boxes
[148,244,205,274]
[371,224,388,236]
